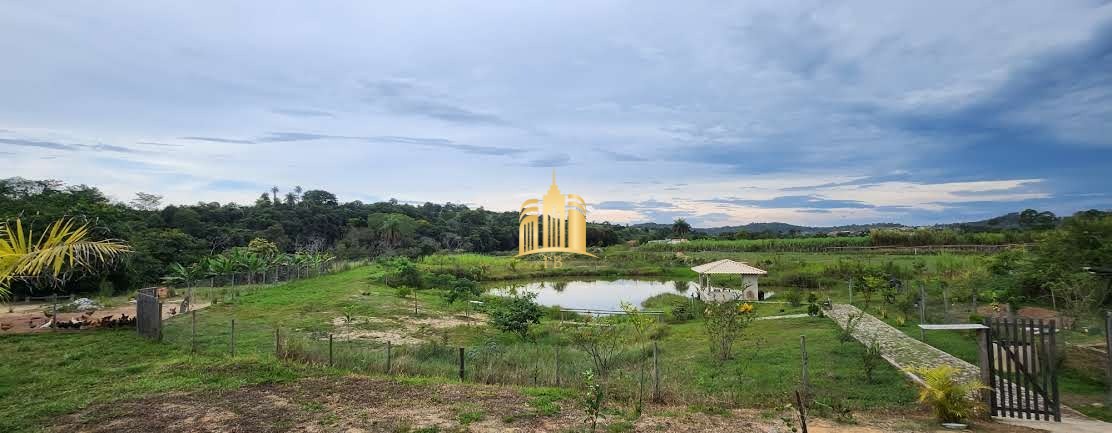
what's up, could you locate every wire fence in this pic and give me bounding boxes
[160,310,687,404]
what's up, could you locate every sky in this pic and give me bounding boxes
[1,1,1110,227]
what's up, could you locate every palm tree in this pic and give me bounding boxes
[0,218,131,299]
[270,186,280,204]
[672,218,691,238]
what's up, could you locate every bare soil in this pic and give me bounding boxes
[0,297,208,334]
[330,313,484,345]
[50,376,1044,433]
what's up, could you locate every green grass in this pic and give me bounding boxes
[0,330,313,433]
[638,236,872,252]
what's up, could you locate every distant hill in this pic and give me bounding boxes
[628,209,1069,235]
[630,221,904,235]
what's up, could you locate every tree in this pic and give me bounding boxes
[301,190,338,207]
[0,218,131,299]
[702,299,756,361]
[129,192,163,211]
[671,218,691,238]
[489,291,543,340]
[566,316,624,378]
[271,186,280,204]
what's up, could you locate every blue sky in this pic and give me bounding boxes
[1,1,1110,226]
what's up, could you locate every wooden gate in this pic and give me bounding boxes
[984,318,1059,421]
[136,287,163,341]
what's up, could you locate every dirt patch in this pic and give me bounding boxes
[50,376,1044,433]
[330,314,484,345]
[0,297,209,334]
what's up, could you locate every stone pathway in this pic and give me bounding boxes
[827,304,1112,433]
[756,313,809,321]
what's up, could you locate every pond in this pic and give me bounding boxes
[489,279,698,312]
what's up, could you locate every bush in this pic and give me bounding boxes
[489,291,543,340]
[443,276,481,304]
[785,289,803,307]
[861,337,883,383]
[908,365,986,423]
[703,300,757,361]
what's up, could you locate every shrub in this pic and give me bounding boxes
[566,316,624,377]
[861,337,883,383]
[837,312,862,344]
[489,291,543,340]
[443,276,481,304]
[702,300,757,361]
[581,369,605,432]
[785,289,803,307]
[907,365,986,423]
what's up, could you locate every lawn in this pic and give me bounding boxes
[156,263,916,411]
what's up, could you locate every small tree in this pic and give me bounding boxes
[489,291,543,340]
[702,300,756,361]
[861,337,883,383]
[581,369,605,432]
[566,316,624,378]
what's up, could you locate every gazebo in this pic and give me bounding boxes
[691,259,768,300]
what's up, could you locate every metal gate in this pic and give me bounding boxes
[136,287,163,341]
[984,318,1060,421]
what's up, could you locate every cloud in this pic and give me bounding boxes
[363,79,509,126]
[180,136,256,144]
[0,137,78,151]
[0,137,144,153]
[271,108,334,117]
[527,154,571,167]
[207,179,268,191]
[597,149,649,162]
[138,141,184,147]
[701,195,875,209]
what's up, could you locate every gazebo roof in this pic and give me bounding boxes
[691,259,767,275]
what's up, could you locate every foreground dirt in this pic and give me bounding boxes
[52,376,1043,433]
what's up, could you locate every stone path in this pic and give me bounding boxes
[756,313,809,321]
[827,304,1112,433]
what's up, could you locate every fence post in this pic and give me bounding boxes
[976,323,993,410]
[942,283,950,323]
[329,334,334,367]
[918,283,927,341]
[1105,311,1111,406]
[847,280,853,305]
[652,341,661,403]
[51,294,58,329]
[554,345,560,386]
[800,335,810,400]
[157,301,163,342]
[386,341,392,374]
[231,319,236,357]
[191,310,197,354]
[458,347,465,381]
[275,327,281,358]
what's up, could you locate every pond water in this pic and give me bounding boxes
[489,279,697,312]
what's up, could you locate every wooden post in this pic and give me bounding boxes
[329,334,334,367]
[847,280,853,305]
[231,319,236,357]
[51,294,58,329]
[794,390,808,433]
[1048,320,1060,422]
[191,310,197,354]
[386,341,392,374]
[918,283,927,341]
[976,322,993,411]
[554,345,560,386]
[157,301,163,342]
[800,335,810,399]
[652,341,661,403]
[942,283,950,323]
[275,327,281,358]
[458,347,465,381]
[1106,311,1112,406]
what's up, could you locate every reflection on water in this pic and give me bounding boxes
[490,279,699,311]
